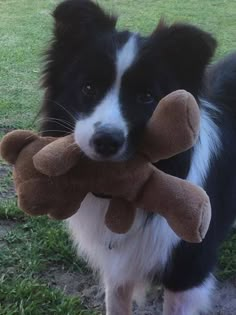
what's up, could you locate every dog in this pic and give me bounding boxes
[39,0,236,314]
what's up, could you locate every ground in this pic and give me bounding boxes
[0,0,236,314]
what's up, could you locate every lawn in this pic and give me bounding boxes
[0,0,236,314]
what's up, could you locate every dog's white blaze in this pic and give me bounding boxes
[74,35,138,159]
[187,100,221,187]
[115,35,137,88]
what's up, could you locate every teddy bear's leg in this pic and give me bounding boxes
[105,282,134,315]
[17,179,86,220]
[105,198,136,234]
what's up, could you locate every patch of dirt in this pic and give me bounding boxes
[0,126,15,134]
[42,267,236,314]
[42,267,105,313]
[133,286,163,315]
[0,164,15,200]
[0,219,16,237]
[0,127,17,200]
[0,219,17,247]
[214,277,236,315]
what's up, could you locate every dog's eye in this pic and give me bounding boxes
[82,83,97,97]
[137,92,154,104]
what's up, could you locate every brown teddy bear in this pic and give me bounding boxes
[0,90,211,243]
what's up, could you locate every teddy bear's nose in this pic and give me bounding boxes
[91,128,125,157]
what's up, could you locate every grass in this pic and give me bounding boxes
[0,213,82,274]
[219,231,236,280]
[0,200,94,315]
[0,278,90,315]
[0,0,236,313]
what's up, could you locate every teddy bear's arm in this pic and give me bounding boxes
[135,167,211,242]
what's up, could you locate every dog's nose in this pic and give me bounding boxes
[91,128,125,157]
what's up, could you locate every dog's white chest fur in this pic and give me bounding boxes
[67,193,179,287]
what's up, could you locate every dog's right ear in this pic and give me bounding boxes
[53,0,117,40]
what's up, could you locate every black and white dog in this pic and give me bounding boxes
[39,0,236,314]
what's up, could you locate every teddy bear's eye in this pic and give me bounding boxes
[82,82,97,98]
[137,91,154,104]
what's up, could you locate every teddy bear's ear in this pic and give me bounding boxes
[0,130,38,165]
[33,134,80,176]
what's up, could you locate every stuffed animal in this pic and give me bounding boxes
[0,90,211,243]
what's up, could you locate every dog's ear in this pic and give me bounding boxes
[41,0,117,106]
[151,22,217,92]
[53,0,117,40]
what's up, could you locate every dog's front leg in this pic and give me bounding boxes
[105,283,134,315]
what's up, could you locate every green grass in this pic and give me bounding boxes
[0,216,83,274]
[219,231,236,280]
[0,201,93,314]
[0,277,94,315]
[0,199,24,220]
[0,0,55,130]
[0,0,236,313]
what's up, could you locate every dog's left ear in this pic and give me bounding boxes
[152,22,217,92]
[53,0,117,40]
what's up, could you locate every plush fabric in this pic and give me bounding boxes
[0,90,211,242]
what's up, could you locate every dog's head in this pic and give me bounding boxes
[40,0,216,161]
